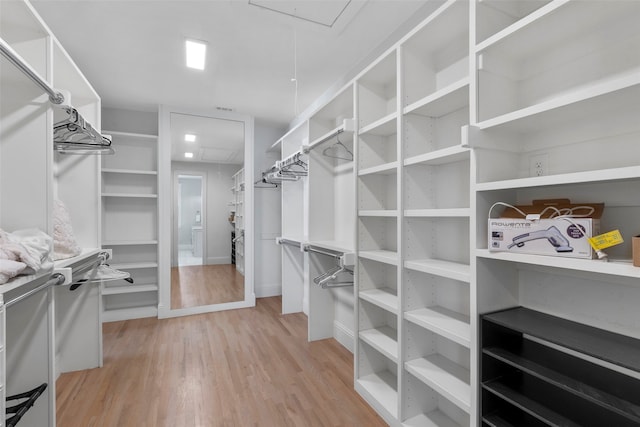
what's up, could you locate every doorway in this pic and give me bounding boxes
[176,174,205,266]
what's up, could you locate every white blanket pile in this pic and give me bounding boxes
[0,229,53,284]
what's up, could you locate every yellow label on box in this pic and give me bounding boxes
[588,230,624,250]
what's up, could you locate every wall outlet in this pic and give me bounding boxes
[530,153,549,176]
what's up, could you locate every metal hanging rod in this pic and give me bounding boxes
[0,38,65,104]
[5,273,66,308]
[303,245,343,260]
[303,118,355,154]
[70,251,110,279]
[277,238,301,248]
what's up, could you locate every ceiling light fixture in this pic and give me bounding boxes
[184,152,194,158]
[184,133,196,142]
[185,39,207,70]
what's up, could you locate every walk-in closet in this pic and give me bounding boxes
[1,0,639,426]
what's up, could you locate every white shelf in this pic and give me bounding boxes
[358,161,398,176]
[404,208,470,218]
[475,165,640,191]
[101,193,158,199]
[475,0,567,52]
[102,305,158,323]
[359,288,399,314]
[356,371,398,419]
[404,145,469,167]
[405,354,471,413]
[359,112,398,136]
[404,259,470,283]
[360,327,398,362]
[307,119,354,149]
[477,1,639,56]
[102,240,158,246]
[359,250,399,266]
[101,284,158,295]
[102,168,157,175]
[403,410,463,427]
[476,74,640,133]
[359,210,398,217]
[476,249,640,280]
[103,130,158,140]
[403,78,470,117]
[110,262,158,270]
[54,248,102,269]
[306,240,355,254]
[405,306,471,348]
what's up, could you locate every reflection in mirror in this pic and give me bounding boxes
[169,113,244,309]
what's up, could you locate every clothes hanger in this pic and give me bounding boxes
[322,134,353,161]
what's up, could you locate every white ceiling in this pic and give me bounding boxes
[30,0,431,129]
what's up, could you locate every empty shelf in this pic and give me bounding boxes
[403,77,470,117]
[360,327,398,362]
[405,306,470,348]
[483,379,581,427]
[359,288,398,314]
[484,345,640,423]
[359,250,399,266]
[359,161,398,176]
[404,258,470,282]
[403,410,463,427]
[359,112,398,136]
[356,371,398,419]
[405,355,471,413]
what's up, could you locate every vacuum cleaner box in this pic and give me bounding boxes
[488,199,604,259]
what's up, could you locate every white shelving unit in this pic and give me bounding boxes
[353,1,472,425]
[0,1,105,425]
[232,168,245,275]
[101,131,159,322]
[355,45,402,424]
[471,2,640,427]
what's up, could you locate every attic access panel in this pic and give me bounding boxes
[248,0,351,27]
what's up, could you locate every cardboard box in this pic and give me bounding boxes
[489,199,604,259]
[633,236,640,267]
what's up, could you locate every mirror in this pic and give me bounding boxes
[158,106,255,317]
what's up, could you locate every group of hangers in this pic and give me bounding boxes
[255,133,353,188]
[54,107,113,154]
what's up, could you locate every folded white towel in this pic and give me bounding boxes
[0,228,53,282]
[0,259,27,285]
[52,199,81,260]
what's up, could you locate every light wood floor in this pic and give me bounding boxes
[171,264,244,309]
[56,297,386,427]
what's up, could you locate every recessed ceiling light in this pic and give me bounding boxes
[184,152,194,158]
[185,39,206,70]
[184,133,196,142]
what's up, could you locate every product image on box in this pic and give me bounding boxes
[488,199,605,259]
[508,225,572,252]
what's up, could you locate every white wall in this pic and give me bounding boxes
[102,107,157,135]
[254,120,286,297]
[172,161,238,265]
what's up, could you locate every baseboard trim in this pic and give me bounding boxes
[255,284,282,298]
[334,320,354,353]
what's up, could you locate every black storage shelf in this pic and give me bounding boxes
[483,378,581,427]
[484,345,640,423]
[483,307,640,373]
[481,307,640,427]
[483,409,547,427]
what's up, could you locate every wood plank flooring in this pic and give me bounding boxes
[171,264,244,309]
[56,297,386,426]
